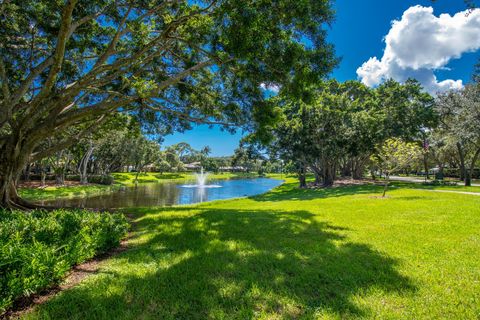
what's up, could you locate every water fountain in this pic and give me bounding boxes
[181,167,222,188]
[195,167,208,187]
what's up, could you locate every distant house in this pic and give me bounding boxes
[219,166,246,172]
[184,162,201,171]
[144,164,157,172]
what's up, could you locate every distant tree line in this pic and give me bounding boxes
[243,77,480,188]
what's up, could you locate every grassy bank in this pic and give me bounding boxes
[18,184,119,202]
[19,172,261,202]
[23,180,480,319]
[389,181,480,193]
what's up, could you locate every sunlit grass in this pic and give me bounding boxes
[390,181,480,193]
[18,184,119,202]
[23,180,480,319]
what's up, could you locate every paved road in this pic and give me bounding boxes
[389,175,480,187]
[413,189,480,196]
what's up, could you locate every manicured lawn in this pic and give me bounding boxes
[23,180,480,319]
[18,184,119,202]
[390,181,480,193]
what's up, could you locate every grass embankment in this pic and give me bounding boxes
[19,172,260,202]
[24,179,480,319]
[18,184,117,202]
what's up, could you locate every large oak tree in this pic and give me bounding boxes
[0,0,337,208]
[256,79,435,188]
[435,84,480,186]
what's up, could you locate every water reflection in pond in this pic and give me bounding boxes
[36,178,282,209]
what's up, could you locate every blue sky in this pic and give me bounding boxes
[163,0,480,156]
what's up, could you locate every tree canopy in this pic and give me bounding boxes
[251,79,435,187]
[0,0,337,208]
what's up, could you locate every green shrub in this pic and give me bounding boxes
[25,174,114,185]
[65,174,114,185]
[423,180,458,186]
[0,209,128,313]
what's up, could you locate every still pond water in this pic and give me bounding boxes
[37,178,283,209]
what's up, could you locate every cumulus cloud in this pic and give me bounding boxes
[357,5,480,94]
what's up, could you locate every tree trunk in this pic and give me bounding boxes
[22,163,31,182]
[0,134,39,209]
[134,168,141,185]
[457,142,466,182]
[55,169,65,185]
[314,171,321,185]
[466,148,480,187]
[382,174,389,197]
[465,172,472,187]
[322,163,335,187]
[352,156,366,180]
[423,153,429,181]
[41,170,46,187]
[51,151,69,186]
[78,143,94,185]
[340,159,351,178]
[298,165,307,188]
[311,165,322,185]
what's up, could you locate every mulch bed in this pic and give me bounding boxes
[306,178,384,189]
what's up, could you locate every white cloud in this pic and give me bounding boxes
[357,5,480,94]
[260,82,280,93]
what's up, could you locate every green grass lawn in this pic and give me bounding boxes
[394,174,480,185]
[390,181,480,193]
[23,180,480,319]
[18,184,120,202]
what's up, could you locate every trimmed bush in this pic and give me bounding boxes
[0,209,128,313]
[89,174,115,185]
[24,174,114,185]
[26,174,56,181]
[423,180,458,186]
[65,174,114,185]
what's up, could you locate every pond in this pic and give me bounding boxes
[36,177,283,209]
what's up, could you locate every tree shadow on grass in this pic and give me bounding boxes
[252,182,383,202]
[29,208,415,319]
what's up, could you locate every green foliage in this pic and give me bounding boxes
[371,138,422,196]
[376,79,437,140]
[435,84,480,185]
[371,138,422,176]
[422,180,458,186]
[21,181,480,319]
[0,0,338,204]
[200,158,220,173]
[0,209,128,313]
[252,79,435,186]
[65,175,114,185]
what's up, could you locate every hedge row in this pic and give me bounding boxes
[0,209,129,313]
[25,174,114,185]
